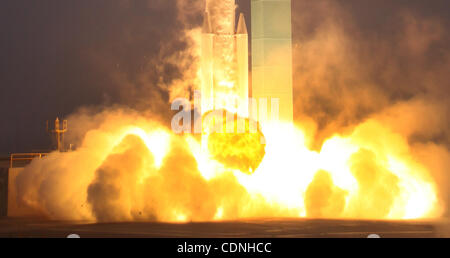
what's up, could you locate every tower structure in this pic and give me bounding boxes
[251,0,293,125]
[47,118,67,152]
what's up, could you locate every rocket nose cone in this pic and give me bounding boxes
[236,13,247,34]
[202,12,212,33]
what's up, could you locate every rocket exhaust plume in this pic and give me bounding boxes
[7,0,449,223]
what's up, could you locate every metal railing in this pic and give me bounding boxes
[10,153,49,168]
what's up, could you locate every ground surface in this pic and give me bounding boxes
[0,217,448,238]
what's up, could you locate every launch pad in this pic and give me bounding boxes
[0,217,447,238]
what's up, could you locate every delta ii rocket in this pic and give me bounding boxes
[201,0,249,118]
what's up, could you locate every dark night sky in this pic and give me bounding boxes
[1,0,449,154]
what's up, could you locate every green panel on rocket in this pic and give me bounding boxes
[251,0,293,124]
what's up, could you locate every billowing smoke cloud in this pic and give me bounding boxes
[305,170,347,218]
[14,108,290,221]
[291,0,450,217]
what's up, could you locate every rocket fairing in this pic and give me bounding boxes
[201,0,249,118]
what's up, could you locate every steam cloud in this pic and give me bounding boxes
[292,0,450,217]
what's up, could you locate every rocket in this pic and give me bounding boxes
[201,0,249,118]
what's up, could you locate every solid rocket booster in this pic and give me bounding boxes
[201,0,249,118]
[251,0,293,125]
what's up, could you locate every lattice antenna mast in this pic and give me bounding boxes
[46,118,68,152]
